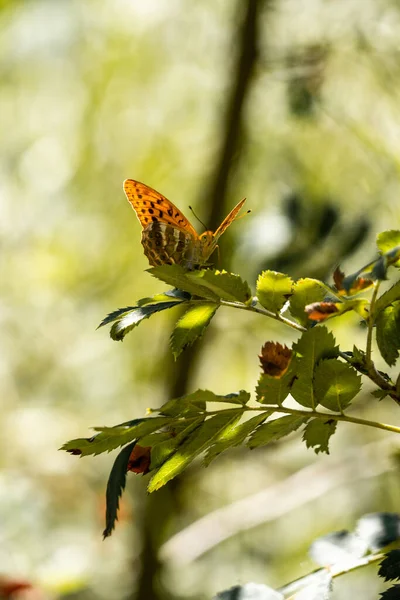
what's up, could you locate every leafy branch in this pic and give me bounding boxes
[64,230,400,543]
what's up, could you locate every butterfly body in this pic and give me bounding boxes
[123,179,245,269]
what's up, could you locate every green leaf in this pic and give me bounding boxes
[313,359,361,411]
[247,415,308,449]
[204,389,251,405]
[256,371,293,406]
[158,389,249,418]
[289,278,328,326]
[379,550,400,582]
[148,409,242,491]
[150,417,205,470]
[377,230,400,265]
[256,270,293,313]
[302,418,337,454]
[170,302,219,359]
[158,390,207,417]
[106,300,180,342]
[103,441,136,538]
[187,270,252,303]
[62,417,171,457]
[204,412,270,466]
[375,282,400,315]
[148,264,220,300]
[371,389,390,400]
[376,303,400,366]
[291,327,339,409]
[98,289,189,331]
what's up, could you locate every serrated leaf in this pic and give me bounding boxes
[138,289,191,306]
[371,389,390,400]
[148,409,242,491]
[380,584,400,599]
[62,417,171,457]
[170,302,218,359]
[187,270,252,303]
[103,441,135,538]
[98,289,188,330]
[377,231,400,266]
[376,303,400,366]
[313,359,361,411]
[158,390,208,417]
[379,550,400,582]
[247,415,308,449]
[256,371,293,406]
[375,282,400,314]
[214,582,283,600]
[204,412,270,466]
[148,264,220,300]
[150,417,205,470]
[291,327,339,409]
[158,389,250,418]
[256,270,293,313]
[108,301,182,341]
[289,278,328,326]
[302,418,337,455]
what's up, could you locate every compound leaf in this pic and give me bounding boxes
[302,418,337,455]
[289,278,328,326]
[376,303,400,366]
[187,270,252,303]
[148,410,242,491]
[103,441,136,538]
[148,264,220,300]
[313,359,361,411]
[291,327,338,409]
[256,270,293,313]
[204,412,270,466]
[247,415,308,449]
[170,302,218,359]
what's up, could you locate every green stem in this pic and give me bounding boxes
[217,295,400,406]
[366,281,380,367]
[219,299,306,332]
[205,405,400,435]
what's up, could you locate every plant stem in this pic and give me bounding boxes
[205,405,400,435]
[218,295,400,406]
[219,299,306,332]
[366,281,380,367]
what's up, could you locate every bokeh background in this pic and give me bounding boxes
[1,0,400,598]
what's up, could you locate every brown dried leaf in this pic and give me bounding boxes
[127,445,151,475]
[305,301,340,321]
[259,342,292,378]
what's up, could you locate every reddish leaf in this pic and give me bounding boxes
[127,445,151,475]
[333,266,373,296]
[259,342,292,377]
[305,301,340,321]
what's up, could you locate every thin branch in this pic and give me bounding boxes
[204,405,400,435]
[219,299,307,332]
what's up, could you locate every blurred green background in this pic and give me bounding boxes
[1,0,400,599]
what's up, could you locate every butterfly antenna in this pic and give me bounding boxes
[188,205,208,231]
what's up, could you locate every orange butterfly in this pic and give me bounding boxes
[123,179,246,269]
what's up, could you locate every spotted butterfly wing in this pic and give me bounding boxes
[123,179,246,269]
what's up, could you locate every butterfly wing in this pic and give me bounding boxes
[213,198,246,240]
[123,179,198,236]
[141,221,196,267]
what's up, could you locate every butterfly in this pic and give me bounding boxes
[123,179,247,269]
